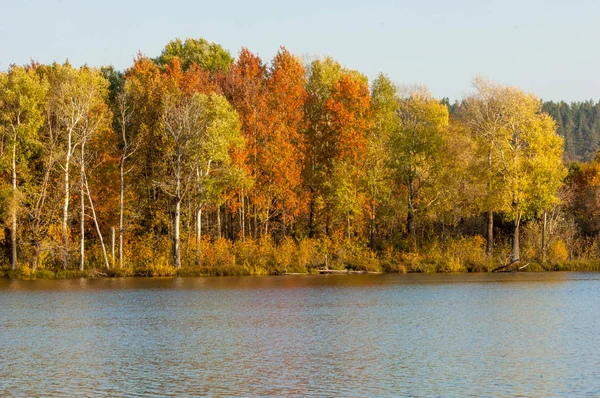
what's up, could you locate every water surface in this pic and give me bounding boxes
[1,273,600,396]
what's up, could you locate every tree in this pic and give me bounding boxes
[114,82,138,267]
[366,73,397,248]
[303,57,370,238]
[465,79,565,262]
[155,37,234,74]
[261,47,307,236]
[220,48,269,239]
[47,63,111,270]
[321,73,371,237]
[390,87,449,248]
[460,77,511,256]
[0,65,49,269]
[161,91,241,268]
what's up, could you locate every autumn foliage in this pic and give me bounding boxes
[0,37,584,277]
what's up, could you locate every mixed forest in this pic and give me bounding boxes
[1,37,600,277]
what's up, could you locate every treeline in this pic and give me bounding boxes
[543,101,600,162]
[446,98,600,162]
[1,37,597,277]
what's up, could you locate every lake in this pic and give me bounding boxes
[1,273,600,397]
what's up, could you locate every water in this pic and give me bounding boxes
[1,273,600,397]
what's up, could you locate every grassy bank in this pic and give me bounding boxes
[3,235,600,279]
[3,261,600,280]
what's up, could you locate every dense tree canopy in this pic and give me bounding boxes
[3,36,595,277]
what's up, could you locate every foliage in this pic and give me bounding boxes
[0,39,589,277]
[154,37,234,74]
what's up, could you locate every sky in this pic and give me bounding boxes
[1,0,599,102]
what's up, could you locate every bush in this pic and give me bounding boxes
[548,240,569,263]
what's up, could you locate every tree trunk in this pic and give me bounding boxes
[111,226,115,265]
[308,188,315,238]
[119,153,125,267]
[369,204,375,250]
[241,192,245,242]
[217,205,222,239]
[196,206,202,265]
[407,181,416,249]
[264,212,269,237]
[79,142,85,272]
[173,196,181,268]
[541,210,547,263]
[440,222,446,254]
[84,173,110,269]
[32,244,40,271]
[173,153,182,268]
[511,216,521,263]
[347,215,351,241]
[11,141,17,270]
[486,210,494,257]
[62,130,72,270]
[253,204,257,240]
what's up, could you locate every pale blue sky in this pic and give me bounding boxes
[1,0,598,102]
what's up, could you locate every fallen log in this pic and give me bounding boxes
[492,259,520,273]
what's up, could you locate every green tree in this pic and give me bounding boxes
[155,37,234,74]
[0,65,49,270]
[366,73,397,248]
[389,87,449,249]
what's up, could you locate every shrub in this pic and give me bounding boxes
[548,240,568,263]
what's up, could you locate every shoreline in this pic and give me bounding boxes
[3,261,600,280]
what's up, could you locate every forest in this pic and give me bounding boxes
[1,37,599,278]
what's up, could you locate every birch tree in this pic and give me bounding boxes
[463,78,565,263]
[0,65,48,269]
[48,64,110,269]
[161,92,241,267]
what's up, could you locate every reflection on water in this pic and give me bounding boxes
[1,273,600,396]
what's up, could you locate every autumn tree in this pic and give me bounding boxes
[460,77,511,256]
[321,73,371,238]
[304,57,371,238]
[160,90,241,267]
[389,87,449,248]
[46,63,111,269]
[220,48,269,239]
[124,56,169,236]
[367,73,396,248]
[464,79,565,263]
[260,47,307,236]
[106,70,139,267]
[0,65,49,269]
[155,37,234,74]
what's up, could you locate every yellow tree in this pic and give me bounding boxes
[0,65,49,269]
[465,79,565,263]
[498,87,565,262]
[460,77,509,257]
[389,87,449,248]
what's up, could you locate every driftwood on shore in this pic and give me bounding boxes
[492,260,530,273]
[318,269,380,275]
[281,269,381,275]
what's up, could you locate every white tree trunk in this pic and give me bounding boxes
[196,206,202,265]
[11,140,18,270]
[62,129,73,270]
[173,156,182,268]
[79,142,86,271]
[119,156,125,267]
[84,173,110,269]
[111,226,115,265]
